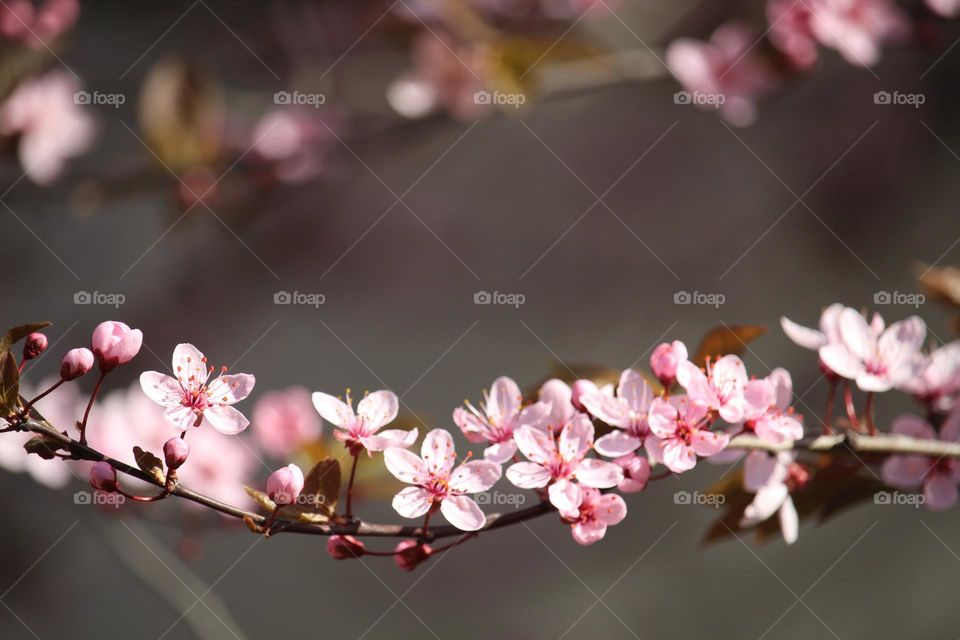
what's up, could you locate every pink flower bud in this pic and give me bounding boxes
[650,341,688,386]
[570,379,599,412]
[60,348,94,380]
[22,332,47,361]
[394,539,431,571]
[91,321,143,372]
[90,461,117,492]
[163,437,190,470]
[327,535,365,560]
[266,463,304,505]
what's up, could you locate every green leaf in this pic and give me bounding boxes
[0,351,20,417]
[133,446,165,483]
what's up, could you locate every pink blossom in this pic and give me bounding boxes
[571,378,611,412]
[927,0,960,17]
[163,437,189,470]
[0,72,95,185]
[897,341,960,412]
[89,461,117,492]
[140,344,255,435]
[806,0,908,67]
[613,453,650,493]
[312,388,415,454]
[741,368,804,444]
[647,397,729,473]
[394,539,431,571]
[818,308,925,392]
[0,0,79,47]
[454,376,546,463]
[524,378,578,431]
[60,347,94,380]
[767,0,819,69]
[266,463,305,505]
[881,413,960,511]
[252,386,323,458]
[506,415,623,517]
[384,429,501,531]
[251,107,336,183]
[566,487,627,545]
[22,332,47,361]
[580,369,656,457]
[739,451,800,544]
[650,341,688,387]
[91,321,142,372]
[327,535,365,560]
[666,22,777,127]
[676,355,749,423]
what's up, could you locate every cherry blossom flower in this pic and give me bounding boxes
[570,378,613,412]
[91,321,142,372]
[818,308,925,392]
[650,340,688,387]
[767,0,820,69]
[454,376,547,463]
[163,437,189,470]
[506,415,623,517]
[0,0,79,48]
[267,464,305,505]
[384,429,501,531]
[780,303,845,352]
[805,0,908,68]
[927,0,960,17]
[881,413,960,511]
[394,539,431,571]
[647,397,729,473]
[252,386,323,458]
[580,369,656,457]
[666,22,777,127]
[60,347,94,380]
[140,343,256,435]
[739,451,801,544]
[676,355,749,423]
[613,453,650,493]
[328,535,365,560]
[565,487,627,545]
[0,72,95,185]
[897,342,960,412]
[312,388,415,454]
[741,368,804,444]
[250,107,337,184]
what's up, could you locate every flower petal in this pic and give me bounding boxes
[360,428,418,452]
[384,447,428,484]
[741,483,788,526]
[618,369,653,413]
[780,316,826,350]
[139,371,182,406]
[838,308,874,361]
[924,472,958,511]
[449,460,501,493]
[548,478,583,517]
[513,424,554,464]
[506,462,551,489]
[357,390,399,431]
[575,458,624,489]
[163,405,198,430]
[594,493,627,525]
[311,392,354,428]
[486,376,522,424]
[203,405,249,435]
[881,455,930,489]
[172,343,209,387]
[571,520,607,545]
[579,393,630,428]
[421,428,456,476]
[483,440,517,464]
[440,495,486,531]
[558,414,593,462]
[392,486,432,518]
[818,344,863,380]
[593,430,642,457]
[779,497,799,544]
[207,373,255,405]
[453,407,491,443]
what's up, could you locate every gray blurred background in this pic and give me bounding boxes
[1,0,960,638]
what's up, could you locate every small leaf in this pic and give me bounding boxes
[24,435,65,460]
[0,352,20,417]
[133,446,165,483]
[242,515,264,533]
[0,321,52,356]
[244,485,277,512]
[277,458,341,523]
[692,325,766,366]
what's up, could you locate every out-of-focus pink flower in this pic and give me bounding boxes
[266,463,304,505]
[741,368,804,444]
[650,341,688,387]
[140,343,255,434]
[571,378,611,412]
[882,413,960,511]
[647,397,729,473]
[927,0,960,17]
[677,355,749,423]
[581,369,656,457]
[781,303,847,377]
[91,321,142,372]
[0,72,95,185]
[566,487,627,545]
[898,341,960,412]
[0,0,79,48]
[454,376,545,463]
[666,22,778,127]
[251,107,336,183]
[767,0,819,69]
[60,347,94,380]
[313,388,415,455]
[506,416,623,518]
[252,386,322,458]
[90,461,117,492]
[163,437,189,470]
[613,453,650,493]
[819,308,925,392]
[740,450,801,544]
[327,535,365,560]
[384,429,500,531]
[394,539,431,571]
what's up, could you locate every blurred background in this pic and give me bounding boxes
[0,0,959,638]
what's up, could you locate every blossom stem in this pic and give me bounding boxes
[21,378,65,416]
[345,453,360,519]
[864,392,876,436]
[822,380,836,435]
[843,381,860,431]
[421,511,432,538]
[78,370,107,445]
